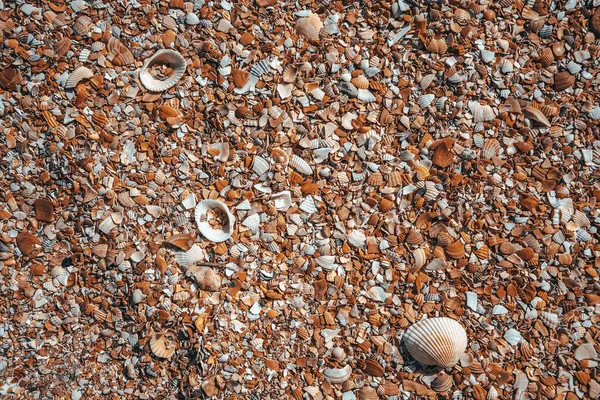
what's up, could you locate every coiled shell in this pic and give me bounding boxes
[194,200,235,242]
[403,317,468,368]
[139,49,187,92]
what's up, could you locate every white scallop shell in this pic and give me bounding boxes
[418,93,435,108]
[242,213,261,233]
[252,156,270,175]
[139,49,187,92]
[289,154,313,175]
[324,365,352,384]
[299,196,317,214]
[539,312,559,329]
[174,244,205,267]
[315,255,336,270]
[468,101,497,122]
[194,200,235,242]
[65,66,94,89]
[403,317,468,368]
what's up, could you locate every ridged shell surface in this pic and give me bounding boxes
[139,49,187,92]
[403,317,468,368]
[194,200,235,242]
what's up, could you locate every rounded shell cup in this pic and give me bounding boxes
[139,49,187,92]
[403,317,468,368]
[194,200,235,243]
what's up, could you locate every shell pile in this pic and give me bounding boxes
[0,0,599,398]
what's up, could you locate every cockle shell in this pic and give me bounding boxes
[289,154,313,175]
[403,317,468,368]
[139,49,187,92]
[418,94,435,108]
[296,13,323,40]
[323,365,352,384]
[174,244,205,267]
[65,66,93,89]
[252,156,270,175]
[431,372,453,392]
[194,200,235,242]
[150,332,176,359]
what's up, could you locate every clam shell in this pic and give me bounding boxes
[357,88,376,102]
[431,372,453,392]
[482,138,501,159]
[174,244,205,267]
[296,13,323,40]
[139,49,187,92]
[252,156,270,175]
[65,66,93,89]
[403,317,468,368]
[469,101,497,122]
[194,200,235,242]
[323,365,352,384]
[289,154,313,175]
[150,332,176,359]
[418,93,435,108]
[351,75,369,89]
[413,248,427,269]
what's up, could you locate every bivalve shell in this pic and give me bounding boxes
[194,200,235,242]
[295,14,323,40]
[323,365,352,384]
[289,154,313,175]
[150,332,176,359]
[403,317,468,368]
[139,49,187,92]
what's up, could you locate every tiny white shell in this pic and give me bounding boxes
[139,49,187,92]
[194,200,235,242]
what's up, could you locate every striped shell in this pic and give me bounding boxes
[403,317,468,368]
[289,154,313,175]
[295,14,323,41]
[139,49,187,92]
[194,200,235,242]
[323,365,352,384]
[65,66,93,89]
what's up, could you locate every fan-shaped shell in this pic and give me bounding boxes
[139,49,187,92]
[403,317,468,368]
[323,365,352,384]
[174,244,205,267]
[446,240,465,259]
[194,200,235,242]
[482,138,501,159]
[296,13,323,40]
[17,233,41,256]
[540,311,559,329]
[357,89,376,102]
[431,372,453,392]
[289,154,313,175]
[65,66,93,89]
[252,156,270,175]
[469,101,497,122]
[150,332,176,359]
[351,75,369,89]
[418,94,435,108]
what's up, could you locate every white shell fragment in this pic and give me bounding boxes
[139,49,187,92]
[403,317,468,368]
[194,200,235,242]
[323,365,352,384]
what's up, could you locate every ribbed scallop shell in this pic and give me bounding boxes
[482,138,501,159]
[351,75,369,89]
[65,66,93,89]
[150,332,176,359]
[139,49,187,92]
[295,14,323,40]
[431,372,453,392]
[252,156,270,175]
[289,154,313,175]
[194,200,235,242]
[174,244,205,267]
[403,317,468,368]
[357,89,376,102]
[418,94,435,108]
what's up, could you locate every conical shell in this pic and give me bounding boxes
[295,14,323,40]
[139,49,186,92]
[403,317,468,368]
[194,200,235,242]
[289,154,313,175]
[65,66,93,89]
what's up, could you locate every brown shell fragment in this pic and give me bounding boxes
[150,332,177,359]
[34,198,54,222]
[17,233,41,256]
[553,71,575,91]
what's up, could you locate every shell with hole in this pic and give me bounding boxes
[402,317,468,368]
[139,49,187,92]
[194,200,235,242]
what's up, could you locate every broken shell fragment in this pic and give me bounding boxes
[289,154,313,175]
[65,66,93,89]
[323,365,352,384]
[150,332,177,359]
[139,49,187,92]
[403,317,468,368]
[194,200,235,243]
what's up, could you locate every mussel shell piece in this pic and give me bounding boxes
[403,317,468,368]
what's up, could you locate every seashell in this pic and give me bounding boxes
[299,196,317,214]
[17,233,41,256]
[357,89,376,103]
[414,165,430,181]
[252,156,270,175]
[540,312,559,329]
[524,106,551,127]
[366,286,387,302]
[554,71,575,91]
[91,41,105,52]
[316,255,336,270]
[403,317,468,368]
[53,36,71,57]
[454,8,470,25]
[242,213,261,232]
[132,289,145,304]
[379,198,395,212]
[73,16,92,36]
[360,359,384,377]
[194,200,235,242]
[208,143,230,162]
[289,154,313,175]
[106,37,135,66]
[539,24,553,39]
[65,66,93,89]
[34,198,54,222]
[351,75,369,89]
[357,386,378,400]
[271,147,289,166]
[498,59,514,74]
[313,148,332,163]
[538,47,554,67]
[174,244,205,267]
[431,372,453,392]
[79,49,90,62]
[323,365,352,384]
[150,332,176,359]
[50,266,70,286]
[418,93,435,108]
[469,101,497,122]
[413,248,427,269]
[487,386,499,400]
[272,191,292,211]
[482,139,501,159]
[283,65,298,83]
[574,343,597,361]
[139,49,186,92]
[187,265,220,291]
[426,37,448,54]
[347,230,366,247]
[295,14,323,41]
